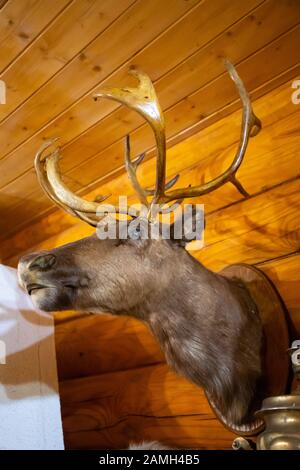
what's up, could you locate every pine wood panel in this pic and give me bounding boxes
[55,314,164,380]
[60,363,235,450]
[0,0,71,71]
[1,0,136,116]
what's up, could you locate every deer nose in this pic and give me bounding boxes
[28,253,56,270]
[18,252,57,291]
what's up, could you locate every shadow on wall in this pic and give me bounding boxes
[0,263,58,400]
[0,305,58,399]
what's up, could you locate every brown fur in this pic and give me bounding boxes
[18,230,263,425]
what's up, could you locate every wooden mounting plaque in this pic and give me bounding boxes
[206,263,290,436]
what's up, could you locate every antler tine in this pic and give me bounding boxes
[160,60,261,204]
[94,70,167,207]
[35,141,100,226]
[125,134,180,198]
[35,139,134,226]
[145,174,180,196]
[124,135,149,207]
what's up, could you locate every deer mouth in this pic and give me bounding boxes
[26,283,51,295]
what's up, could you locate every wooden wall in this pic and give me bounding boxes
[1,0,300,450]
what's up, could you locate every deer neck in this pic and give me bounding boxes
[128,250,262,426]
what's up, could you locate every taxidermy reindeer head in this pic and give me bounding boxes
[18,61,265,434]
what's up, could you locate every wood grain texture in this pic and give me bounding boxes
[0,0,260,193]
[60,363,235,450]
[0,0,200,157]
[0,0,72,71]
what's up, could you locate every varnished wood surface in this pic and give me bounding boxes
[60,363,235,450]
[0,0,300,236]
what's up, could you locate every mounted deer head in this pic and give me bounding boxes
[18,61,267,434]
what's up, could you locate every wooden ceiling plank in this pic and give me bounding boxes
[0,3,298,194]
[193,177,300,271]
[61,20,300,181]
[0,0,136,119]
[0,0,202,154]
[2,75,299,264]
[0,0,263,191]
[0,0,72,72]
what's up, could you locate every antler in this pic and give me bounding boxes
[35,139,133,227]
[35,61,261,226]
[94,70,168,208]
[158,60,261,204]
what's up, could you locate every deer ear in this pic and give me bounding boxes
[169,205,205,247]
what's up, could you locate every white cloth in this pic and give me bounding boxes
[0,264,64,449]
